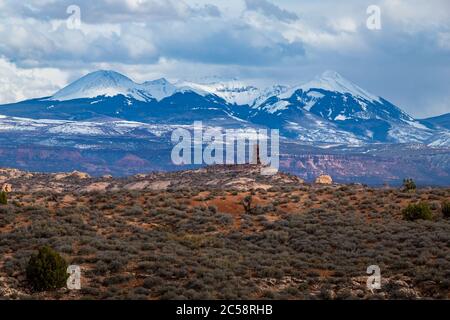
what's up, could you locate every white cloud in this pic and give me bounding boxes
[381,0,450,32]
[0,57,68,103]
[244,0,298,22]
[0,0,448,117]
[329,17,358,33]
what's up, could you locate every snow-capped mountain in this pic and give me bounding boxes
[0,69,448,146]
[48,70,287,107]
[141,78,177,101]
[172,80,261,106]
[278,70,412,123]
[50,70,154,102]
[50,70,220,103]
[300,70,381,102]
[255,71,435,143]
[174,80,289,107]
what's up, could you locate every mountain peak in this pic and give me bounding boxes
[320,70,344,80]
[50,70,138,101]
[141,78,177,101]
[300,70,381,102]
[91,69,125,76]
[80,70,134,84]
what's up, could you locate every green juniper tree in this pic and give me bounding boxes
[402,178,416,192]
[442,201,450,218]
[26,246,69,291]
[402,202,432,221]
[0,191,7,205]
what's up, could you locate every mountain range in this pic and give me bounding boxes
[0,70,449,184]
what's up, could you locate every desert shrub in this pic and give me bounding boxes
[242,195,253,214]
[133,287,149,296]
[143,276,163,289]
[26,246,69,291]
[402,178,416,192]
[107,258,127,273]
[208,205,217,214]
[102,274,132,286]
[81,286,101,297]
[442,201,450,218]
[78,245,97,255]
[123,205,143,216]
[101,203,116,210]
[217,213,233,225]
[0,191,7,205]
[402,202,433,221]
[429,201,440,210]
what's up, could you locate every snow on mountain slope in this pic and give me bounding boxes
[141,78,177,101]
[201,81,262,106]
[3,69,449,147]
[283,112,365,145]
[275,71,413,123]
[251,70,437,143]
[47,69,387,114]
[0,114,185,137]
[184,80,288,106]
[296,70,381,103]
[50,70,154,102]
[49,70,225,103]
[191,81,290,107]
[252,85,289,108]
[0,114,264,145]
[170,81,215,98]
[387,123,435,143]
[264,100,290,114]
[169,79,267,105]
[427,131,450,147]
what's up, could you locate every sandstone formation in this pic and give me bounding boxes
[315,174,333,185]
[54,171,91,180]
[1,183,12,193]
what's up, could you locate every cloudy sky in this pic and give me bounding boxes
[0,0,449,118]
